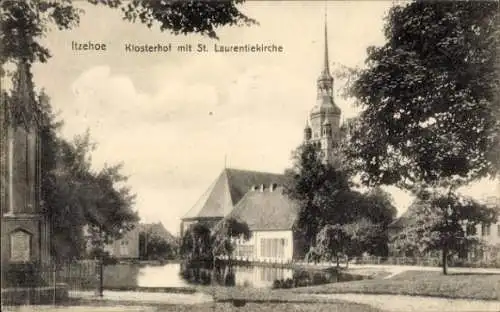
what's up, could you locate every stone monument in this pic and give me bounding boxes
[1,60,51,289]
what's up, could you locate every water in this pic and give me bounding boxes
[103,263,191,289]
[103,262,364,289]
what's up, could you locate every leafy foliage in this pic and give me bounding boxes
[286,143,397,257]
[285,143,351,249]
[212,218,251,258]
[345,1,500,189]
[315,224,348,264]
[0,0,256,65]
[180,223,213,261]
[35,89,139,261]
[339,0,500,275]
[180,218,251,261]
[343,218,385,258]
[139,232,175,260]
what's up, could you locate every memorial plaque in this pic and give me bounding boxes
[10,230,31,262]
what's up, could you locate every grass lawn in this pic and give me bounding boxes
[154,302,382,312]
[290,270,500,300]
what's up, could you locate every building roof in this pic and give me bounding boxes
[182,168,286,220]
[139,222,176,243]
[227,186,299,231]
[388,202,421,229]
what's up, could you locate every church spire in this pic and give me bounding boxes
[322,8,330,76]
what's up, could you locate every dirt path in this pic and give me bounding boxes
[2,306,155,312]
[344,264,500,279]
[311,294,500,311]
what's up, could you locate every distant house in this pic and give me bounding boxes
[84,222,177,260]
[139,222,176,243]
[180,168,287,237]
[138,222,178,259]
[388,195,500,261]
[468,196,500,261]
[102,226,141,260]
[105,222,178,260]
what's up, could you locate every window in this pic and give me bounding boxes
[481,224,491,236]
[260,238,287,259]
[119,240,129,256]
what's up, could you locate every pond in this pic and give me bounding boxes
[103,261,366,289]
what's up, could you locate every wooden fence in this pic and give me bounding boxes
[1,259,102,306]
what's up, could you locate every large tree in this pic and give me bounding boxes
[38,91,139,261]
[346,1,499,189]
[285,143,351,251]
[285,143,396,257]
[344,0,499,274]
[0,0,256,66]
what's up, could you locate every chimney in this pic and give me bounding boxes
[260,184,265,192]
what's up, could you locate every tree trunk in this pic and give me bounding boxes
[336,255,340,268]
[442,248,448,275]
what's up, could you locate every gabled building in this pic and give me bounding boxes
[180,168,287,237]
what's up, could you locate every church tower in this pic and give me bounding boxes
[303,12,342,166]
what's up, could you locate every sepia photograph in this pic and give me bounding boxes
[1,0,499,311]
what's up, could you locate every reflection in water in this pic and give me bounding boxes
[103,262,364,289]
[103,263,140,288]
[104,263,190,288]
[234,265,293,288]
[179,261,350,288]
[137,263,191,288]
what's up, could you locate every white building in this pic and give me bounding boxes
[229,184,303,262]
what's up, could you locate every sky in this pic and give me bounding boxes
[26,1,499,235]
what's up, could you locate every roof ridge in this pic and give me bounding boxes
[224,167,284,176]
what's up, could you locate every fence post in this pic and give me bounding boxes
[95,258,103,297]
[53,262,57,305]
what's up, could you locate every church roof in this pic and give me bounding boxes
[182,168,286,220]
[227,186,299,231]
